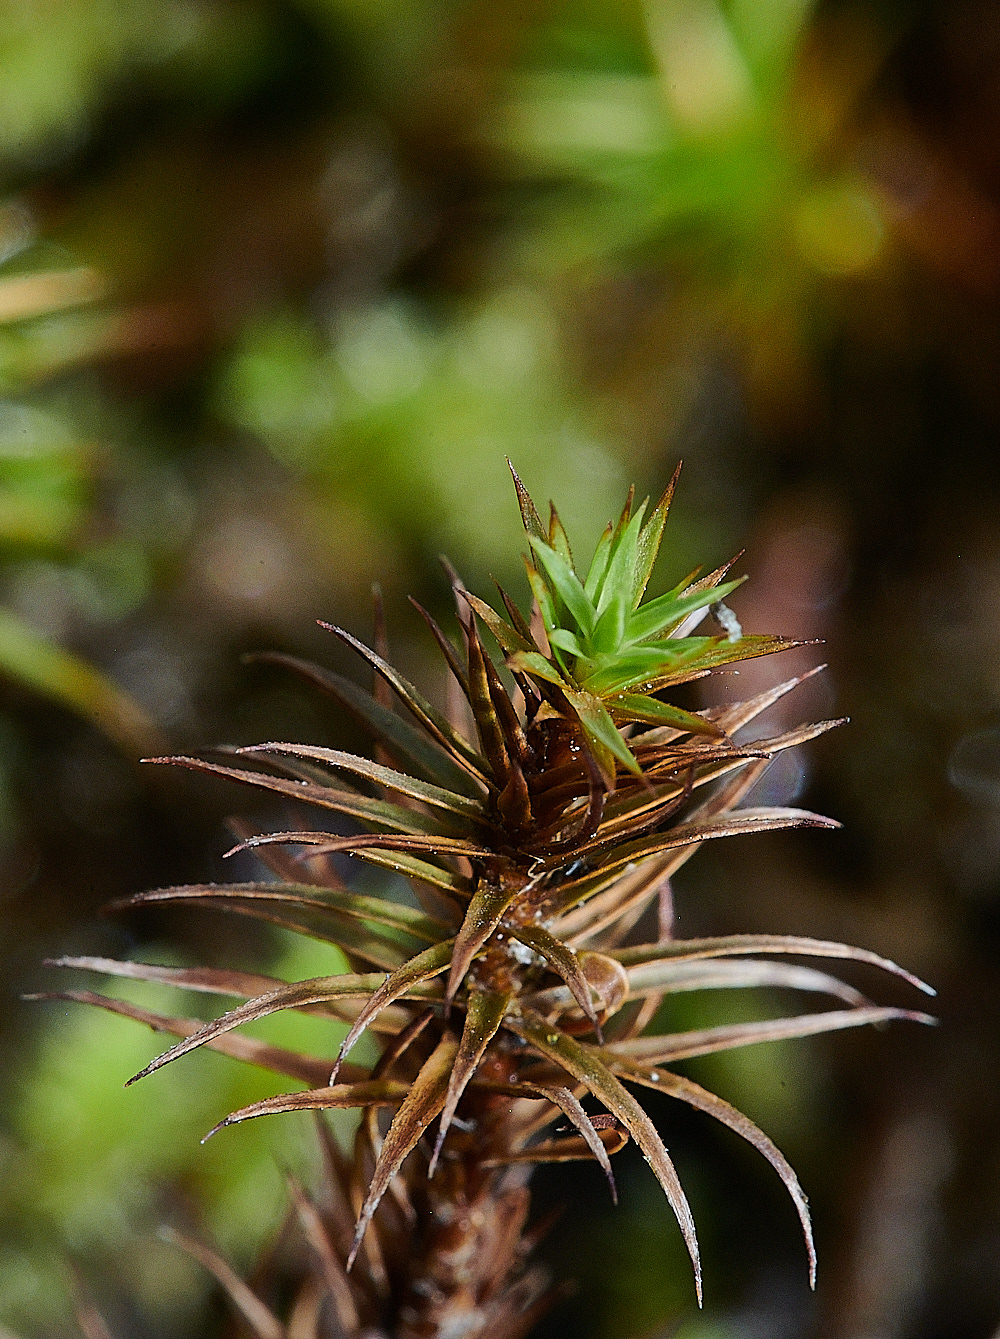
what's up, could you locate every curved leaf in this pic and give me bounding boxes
[622,959,871,1004]
[332,938,455,1080]
[145,755,457,839]
[604,1006,938,1065]
[114,885,425,972]
[446,880,521,1005]
[203,1080,410,1140]
[510,1010,702,1304]
[612,935,936,996]
[587,807,840,880]
[125,971,429,1087]
[43,954,411,1031]
[248,651,484,798]
[613,1063,816,1286]
[28,988,350,1087]
[347,1033,459,1270]
[531,1086,621,1201]
[508,923,599,1028]
[116,882,448,942]
[237,742,488,823]
[430,987,510,1174]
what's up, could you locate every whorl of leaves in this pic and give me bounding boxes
[36,465,934,1338]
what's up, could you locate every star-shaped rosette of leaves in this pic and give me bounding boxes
[466,464,803,785]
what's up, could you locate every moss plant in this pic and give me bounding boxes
[38,464,935,1338]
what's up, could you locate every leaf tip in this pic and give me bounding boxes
[201,1116,232,1144]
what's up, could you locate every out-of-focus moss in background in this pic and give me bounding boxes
[2,0,1000,1335]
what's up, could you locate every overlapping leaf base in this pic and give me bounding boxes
[39,469,935,1337]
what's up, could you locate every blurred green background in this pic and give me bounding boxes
[2,0,999,1334]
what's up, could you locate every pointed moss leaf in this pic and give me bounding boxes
[631,464,681,609]
[147,756,459,840]
[533,1085,619,1202]
[204,1080,411,1140]
[611,935,936,996]
[446,880,521,1004]
[509,924,599,1027]
[604,1006,937,1066]
[247,653,484,799]
[707,665,828,736]
[508,460,547,543]
[239,743,488,824]
[43,955,411,1032]
[125,881,447,941]
[590,807,840,881]
[562,687,641,780]
[510,1010,702,1304]
[615,1064,816,1287]
[431,987,510,1174]
[332,938,455,1079]
[610,694,723,737]
[320,624,490,783]
[495,580,536,644]
[548,503,574,565]
[118,885,426,971]
[159,1228,285,1339]
[621,958,871,1004]
[506,650,567,687]
[47,954,296,1001]
[464,613,512,785]
[627,576,746,646]
[30,989,341,1089]
[646,636,808,689]
[584,523,614,601]
[347,1033,459,1271]
[464,594,536,655]
[125,973,395,1086]
[528,537,595,639]
[244,829,492,863]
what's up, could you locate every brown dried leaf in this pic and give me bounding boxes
[237,742,488,824]
[319,623,490,784]
[125,971,423,1087]
[604,1006,937,1064]
[44,955,410,1032]
[615,1062,816,1284]
[159,1227,286,1339]
[510,1010,702,1304]
[446,880,521,1006]
[430,987,510,1174]
[203,1080,411,1140]
[246,651,483,799]
[286,1175,362,1334]
[508,923,599,1029]
[347,1033,460,1270]
[30,989,351,1087]
[332,938,455,1080]
[612,935,935,996]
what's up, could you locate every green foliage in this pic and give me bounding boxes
[472,465,799,781]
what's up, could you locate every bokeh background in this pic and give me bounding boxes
[1,0,999,1334]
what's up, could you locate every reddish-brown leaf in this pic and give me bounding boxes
[347,1033,460,1270]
